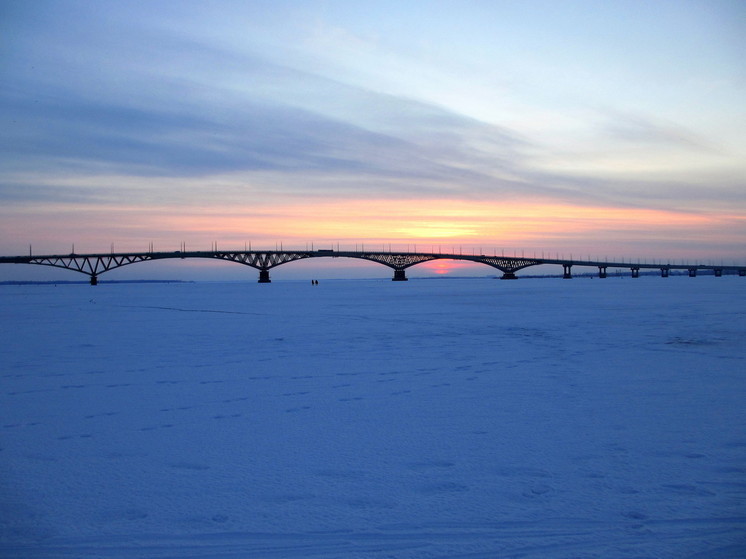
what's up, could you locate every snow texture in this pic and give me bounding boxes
[1,277,745,558]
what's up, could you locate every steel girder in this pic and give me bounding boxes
[209,251,312,270]
[469,256,542,273]
[352,253,542,273]
[350,252,438,270]
[23,254,155,277]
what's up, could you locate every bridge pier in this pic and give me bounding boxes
[631,267,640,278]
[598,266,607,279]
[392,269,408,281]
[500,271,517,280]
[714,268,722,277]
[258,269,271,283]
[740,270,746,277]
[90,274,98,286]
[688,268,697,278]
[562,264,572,279]
[661,268,669,277]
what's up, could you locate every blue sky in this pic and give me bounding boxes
[1,0,744,279]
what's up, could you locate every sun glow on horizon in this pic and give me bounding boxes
[420,259,485,276]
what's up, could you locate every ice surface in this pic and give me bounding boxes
[1,277,744,558]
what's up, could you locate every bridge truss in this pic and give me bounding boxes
[1,249,744,284]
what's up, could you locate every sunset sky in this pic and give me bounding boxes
[1,0,744,279]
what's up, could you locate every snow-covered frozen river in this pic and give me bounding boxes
[1,277,744,558]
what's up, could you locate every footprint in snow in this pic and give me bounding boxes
[522,484,553,497]
[285,406,311,413]
[85,411,118,419]
[221,396,250,403]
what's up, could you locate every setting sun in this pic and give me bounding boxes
[421,258,484,276]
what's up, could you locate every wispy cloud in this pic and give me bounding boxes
[598,110,719,152]
[0,1,743,264]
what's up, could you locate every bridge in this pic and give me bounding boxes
[1,248,744,284]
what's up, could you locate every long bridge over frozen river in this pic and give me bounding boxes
[2,248,745,284]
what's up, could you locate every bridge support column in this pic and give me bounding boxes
[90,274,98,286]
[661,268,669,277]
[740,270,746,277]
[714,268,722,277]
[258,269,271,283]
[500,271,517,280]
[688,268,697,277]
[392,269,408,281]
[562,264,572,279]
[631,267,640,278]
[598,266,607,278]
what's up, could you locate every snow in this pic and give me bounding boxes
[1,277,744,558]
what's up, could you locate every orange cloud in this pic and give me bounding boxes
[163,198,716,245]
